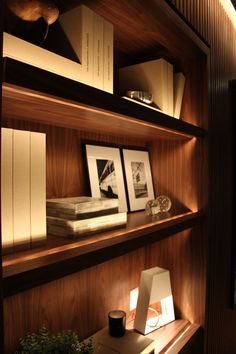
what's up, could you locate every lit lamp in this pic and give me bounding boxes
[134,267,175,335]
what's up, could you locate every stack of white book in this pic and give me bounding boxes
[119,58,185,118]
[3,5,114,93]
[46,197,127,238]
[1,128,46,253]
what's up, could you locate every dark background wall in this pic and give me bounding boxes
[169,0,236,353]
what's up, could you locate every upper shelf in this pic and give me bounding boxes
[2,58,205,140]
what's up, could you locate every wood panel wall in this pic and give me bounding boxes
[0,2,4,350]
[168,0,236,353]
[4,227,206,353]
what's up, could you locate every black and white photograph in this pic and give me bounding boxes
[131,161,148,198]
[96,159,118,198]
[122,149,155,211]
[85,144,127,212]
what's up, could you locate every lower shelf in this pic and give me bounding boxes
[92,319,201,354]
[2,210,204,297]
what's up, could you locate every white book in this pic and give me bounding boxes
[47,212,127,238]
[103,19,114,93]
[119,58,173,115]
[1,128,13,253]
[3,32,83,83]
[167,62,174,116]
[59,5,94,86]
[13,129,31,251]
[30,132,46,246]
[93,12,104,90]
[92,327,155,354]
[173,72,186,119]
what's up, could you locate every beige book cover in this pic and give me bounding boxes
[59,5,94,85]
[1,128,13,253]
[13,129,31,251]
[173,72,186,118]
[3,32,83,83]
[103,19,114,93]
[30,132,46,247]
[93,12,104,90]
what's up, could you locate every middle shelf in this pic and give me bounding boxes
[2,210,204,297]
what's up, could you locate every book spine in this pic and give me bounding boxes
[103,19,114,93]
[13,129,31,251]
[1,128,13,254]
[59,5,96,84]
[30,132,46,247]
[93,12,104,90]
[3,32,83,83]
[167,62,174,116]
[173,72,186,118]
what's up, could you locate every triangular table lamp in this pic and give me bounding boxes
[134,266,175,335]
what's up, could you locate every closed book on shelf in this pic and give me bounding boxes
[46,196,119,214]
[93,12,104,90]
[30,132,46,247]
[167,62,174,116]
[119,58,173,115]
[173,72,186,118]
[13,129,31,251]
[3,32,83,83]
[103,19,114,93]
[92,327,155,354]
[1,128,13,253]
[59,5,94,86]
[47,212,127,238]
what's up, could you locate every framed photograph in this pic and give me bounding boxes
[122,149,155,211]
[85,144,128,212]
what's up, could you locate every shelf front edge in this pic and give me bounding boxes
[2,211,205,297]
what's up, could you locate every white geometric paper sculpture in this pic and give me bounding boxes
[134,266,175,335]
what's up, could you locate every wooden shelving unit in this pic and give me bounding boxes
[0,1,209,353]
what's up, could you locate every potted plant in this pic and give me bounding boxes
[15,325,95,354]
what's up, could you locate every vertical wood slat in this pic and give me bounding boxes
[170,1,236,353]
[0,0,4,351]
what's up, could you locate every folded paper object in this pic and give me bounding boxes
[134,266,175,335]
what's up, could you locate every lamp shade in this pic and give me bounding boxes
[134,266,175,335]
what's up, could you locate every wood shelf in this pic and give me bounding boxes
[124,319,201,354]
[2,210,204,297]
[2,59,205,140]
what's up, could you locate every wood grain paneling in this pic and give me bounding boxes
[168,1,236,353]
[0,0,222,353]
[0,1,4,351]
[4,248,146,353]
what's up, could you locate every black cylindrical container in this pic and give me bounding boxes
[108,310,126,337]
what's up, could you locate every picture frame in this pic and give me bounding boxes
[122,148,155,211]
[85,144,128,212]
